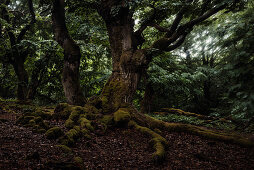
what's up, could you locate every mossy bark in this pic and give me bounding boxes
[98,3,148,113]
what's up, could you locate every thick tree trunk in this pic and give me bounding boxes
[52,0,85,106]
[99,2,147,113]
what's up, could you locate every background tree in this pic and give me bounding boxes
[0,0,36,100]
[51,0,85,106]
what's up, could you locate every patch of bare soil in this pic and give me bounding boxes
[0,111,253,169]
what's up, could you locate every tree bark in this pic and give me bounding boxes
[98,2,148,113]
[12,57,29,100]
[52,0,85,106]
[141,82,154,114]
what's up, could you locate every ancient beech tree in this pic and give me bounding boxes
[49,0,253,161]
[88,0,234,113]
[52,0,85,106]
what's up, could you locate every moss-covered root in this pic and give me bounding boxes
[54,103,73,120]
[113,108,131,126]
[140,114,254,147]
[128,121,168,161]
[56,145,72,154]
[160,108,211,120]
[45,127,64,139]
[16,115,49,133]
[79,117,94,131]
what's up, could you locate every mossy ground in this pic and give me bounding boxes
[1,99,253,167]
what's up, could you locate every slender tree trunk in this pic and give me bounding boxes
[12,59,29,100]
[52,0,85,106]
[99,3,148,113]
[141,82,154,114]
[27,68,42,100]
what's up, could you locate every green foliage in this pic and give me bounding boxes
[214,2,254,123]
[65,12,111,98]
[146,52,218,113]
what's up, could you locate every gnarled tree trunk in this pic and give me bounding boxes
[98,2,147,113]
[52,0,85,106]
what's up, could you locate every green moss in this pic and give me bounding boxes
[113,108,131,126]
[38,120,49,130]
[56,145,72,153]
[28,119,36,127]
[80,129,91,139]
[73,156,83,168]
[154,128,162,134]
[84,104,100,115]
[144,114,254,147]
[129,120,167,161]
[45,127,64,139]
[80,128,88,134]
[161,108,210,120]
[152,141,165,161]
[101,79,128,113]
[69,111,81,122]
[79,117,89,126]
[65,119,75,129]
[60,127,81,146]
[87,96,102,109]
[100,115,113,125]
[33,124,46,133]
[66,128,80,140]
[34,110,52,120]
[54,103,72,120]
[73,126,81,132]
[16,116,35,125]
[79,118,94,131]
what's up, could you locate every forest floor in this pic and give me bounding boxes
[0,100,254,169]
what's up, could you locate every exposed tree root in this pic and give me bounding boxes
[14,102,253,163]
[154,108,232,124]
[132,111,254,147]
[128,120,167,161]
[110,106,254,161]
[158,108,212,120]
